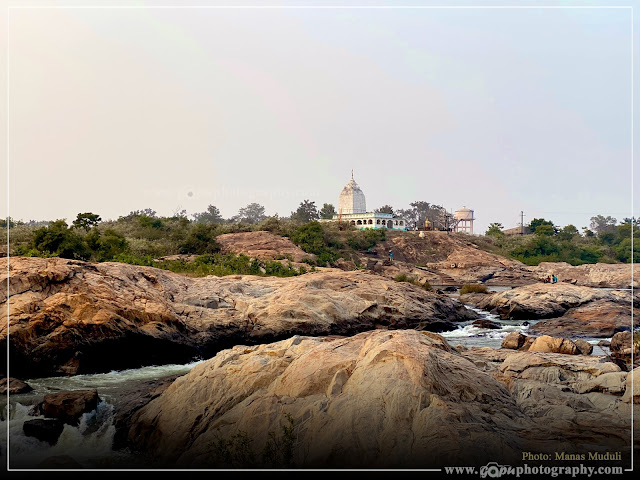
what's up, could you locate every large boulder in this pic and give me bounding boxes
[528,335,579,355]
[1,257,478,377]
[622,367,640,403]
[216,231,315,263]
[610,331,639,369]
[126,330,535,468]
[125,331,634,468]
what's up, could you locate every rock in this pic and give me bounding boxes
[1,257,478,377]
[573,339,593,356]
[573,372,627,395]
[216,231,315,263]
[126,330,535,468]
[528,335,579,355]
[501,332,527,350]
[37,455,83,468]
[622,367,639,403]
[335,259,357,271]
[460,283,637,338]
[530,262,636,289]
[41,389,99,425]
[0,377,32,394]
[126,330,634,468]
[443,286,457,292]
[23,419,65,445]
[472,319,501,329]
[610,331,639,368]
[598,340,612,347]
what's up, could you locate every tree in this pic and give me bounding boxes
[534,224,555,236]
[528,218,556,235]
[396,201,447,230]
[72,212,101,231]
[291,200,319,223]
[179,224,220,254]
[32,220,90,260]
[375,205,394,215]
[590,215,617,235]
[319,203,337,220]
[485,223,504,237]
[557,224,579,241]
[193,205,225,224]
[233,203,267,224]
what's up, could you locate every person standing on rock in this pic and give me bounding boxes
[389,250,394,262]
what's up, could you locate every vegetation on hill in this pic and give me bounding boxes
[477,216,639,265]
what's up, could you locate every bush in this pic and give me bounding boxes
[393,273,432,290]
[346,229,386,251]
[460,284,488,295]
[179,224,220,255]
[31,220,91,260]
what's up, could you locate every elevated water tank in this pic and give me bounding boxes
[454,206,474,221]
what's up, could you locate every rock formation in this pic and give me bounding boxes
[216,231,315,263]
[460,283,637,337]
[2,257,477,377]
[530,261,636,289]
[124,330,635,468]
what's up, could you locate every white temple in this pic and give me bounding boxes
[329,172,407,231]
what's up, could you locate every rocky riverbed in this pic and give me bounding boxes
[2,253,638,469]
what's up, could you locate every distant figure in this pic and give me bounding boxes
[552,274,558,284]
[545,275,551,283]
[389,250,394,262]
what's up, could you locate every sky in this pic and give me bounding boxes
[1,0,638,234]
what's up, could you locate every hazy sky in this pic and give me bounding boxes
[2,0,638,233]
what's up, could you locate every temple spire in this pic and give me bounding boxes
[351,169,354,180]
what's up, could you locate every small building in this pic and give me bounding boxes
[504,226,532,236]
[326,173,407,231]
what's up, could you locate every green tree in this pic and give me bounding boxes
[291,200,319,223]
[528,218,556,234]
[234,203,267,224]
[534,224,556,236]
[375,205,394,215]
[193,205,225,224]
[179,224,221,254]
[319,203,336,220]
[32,220,90,260]
[485,223,504,237]
[72,212,102,231]
[557,224,579,241]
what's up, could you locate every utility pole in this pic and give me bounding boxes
[520,211,525,235]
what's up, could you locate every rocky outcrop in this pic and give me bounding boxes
[124,330,634,468]
[0,377,32,395]
[460,283,637,337]
[216,231,315,263]
[1,257,477,377]
[530,262,636,289]
[371,231,538,285]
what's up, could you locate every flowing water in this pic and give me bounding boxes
[1,287,615,468]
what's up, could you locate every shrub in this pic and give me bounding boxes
[393,273,432,290]
[460,284,488,295]
[179,224,220,255]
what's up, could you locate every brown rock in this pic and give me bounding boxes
[126,330,534,468]
[0,377,32,395]
[472,319,501,329]
[216,231,315,263]
[573,339,593,356]
[1,257,478,377]
[610,331,639,368]
[42,389,99,425]
[528,335,579,355]
[622,367,639,403]
[501,332,527,350]
[530,262,636,289]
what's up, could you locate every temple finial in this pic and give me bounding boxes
[351,169,354,180]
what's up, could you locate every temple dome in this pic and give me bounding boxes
[338,176,366,214]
